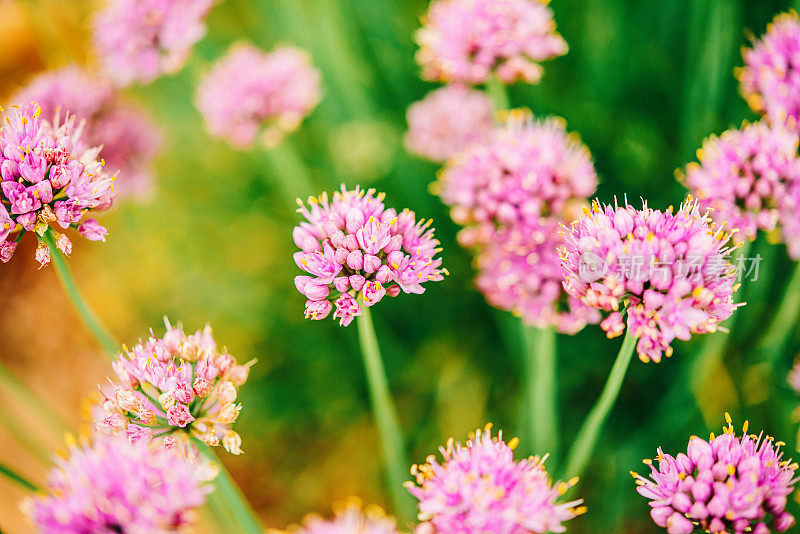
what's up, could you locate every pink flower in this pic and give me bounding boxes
[438,112,598,247]
[292,498,401,534]
[29,436,212,533]
[97,318,255,454]
[415,0,567,84]
[404,84,493,162]
[739,11,800,130]
[560,198,742,363]
[77,219,109,242]
[0,103,117,265]
[407,425,585,533]
[633,416,797,534]
[92,0,216,87]
[167,404,195,427]
[682,120,800,257]
[293,186,446,325]
[196,43,322,148]
[475,220,600,333]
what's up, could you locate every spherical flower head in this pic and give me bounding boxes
[196,43,322,148]
[633,415,798,534]
[416,0,567,84]
[29,436,212,533]
[13,66,162,201]
[97,317,256,455]
[92,0,215,87]
[681,120,800,256]
[0,103,117,266]
[293,185,446,326]
[739,11,800,130]
[475,219,600,333]
[406,424,585,533]
[559,197,742,363]
[437,111,598,248]
[404,84,493,162]
[287,498,401,534]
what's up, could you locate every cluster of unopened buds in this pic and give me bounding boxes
[97,318,256,455]
[293,185,446,326]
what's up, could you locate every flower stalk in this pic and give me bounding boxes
[356,301,415,523]
[522,324,559,459]
[42,229,119,360]
[562,328,638,481]
[0,461,39,492]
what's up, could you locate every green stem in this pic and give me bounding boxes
[758,260,800,364]
[0,403,52,465]
[42,230,119,359]
[522,324,559,460]
[562,328,638,481]
[194,440,264,534]
[262,140,316,206]
[0,360,71,438]
[356,303,415,524]
[485,75,510,114]
[0,462,39,492]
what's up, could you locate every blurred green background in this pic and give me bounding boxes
[1,0,800,532]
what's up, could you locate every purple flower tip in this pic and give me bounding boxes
[196,43,322,148]
[293,185,446,326]
[407,424,586,533]
[98,318,255,455]
[291,498,401,534]
[633,415,798,534]
[29,436,212,533]
[560,197,743,363]
[416,0,568,84]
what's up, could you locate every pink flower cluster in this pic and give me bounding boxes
[291,499,401,534]
[633,417,797,534]
[293,186,446,326]
[0,103,116,267]
[739,11,800,130]
[29,436,212,533]
[196,43,322,148]
[475,220,600,333]
[438,114,597,248]
[415,0,567,84]
[560,198,741,363]
[682,120,800,258]
[405,84,493,162]
[406,425,585,533]
[92,0,215,87]
[13,66,162,200]
[97,318,255,455]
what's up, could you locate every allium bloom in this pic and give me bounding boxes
[404,84,493,162]
[92,0,215,87]
[681,120,800,257]
[97,318,256,455]
[437,113,597,247]
[633,416,798,534]
[0,103,116,266]
[560,198,741,363]
[290,498,401,534]
[406,425,585,533]
[475,220,600,333]
[196,43,322,148]
[13,66,162,200]
[416,0,567,84]
[29,436,212,533]
[739,11,800,130]
[293,186,446,326]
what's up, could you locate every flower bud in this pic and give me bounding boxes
[218,403,241,424]
[222,431,242,455]
[217,381,237,404]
